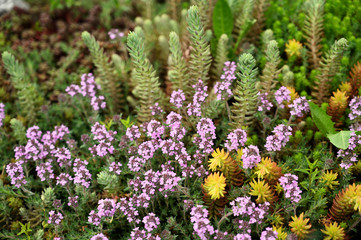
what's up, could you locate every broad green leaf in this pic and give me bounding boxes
[309,102,336,136]
[213,0,233,38]
[327,131,351,150]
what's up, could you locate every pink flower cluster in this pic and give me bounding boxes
[265,124,292,152]
[109,161,122,175]
[88,198,117,226]
[6,162,27,188]
[289,96,309,117]
[0,102,4,127]
[170,89,186,108]
[126,125,141,141]
[36,161,55,181]
[68,196,79,208]
[338,131,360,169]
[241,145,261,169]
[258,92,273,112]
[230,196,270,237]
[214,61,236,100]
[150,102,163,115]
[279,173,302,203]
[65,73,106,111]
[349,96,361,120]
[108,29,124,40]
[225,128,247,152]
[89,122,116,157]
[193,118,216,154]
[142,213,160,232]
[190,205,215,240]
[275,86,291,108]
[129,228,161,240]
[48,210,63,225]
[260,227,278,240]
[91,233,108,240]
[73,159,92,188]
[187,79,208,117]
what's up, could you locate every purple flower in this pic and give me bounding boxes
[289,96,309,117]
[234,234,252,240]
[190,205,215,240]
[88,210,102,226]
[166,112,182,126]
[349,96,361,120]
[225,128,247,151]
[118,197,140,223]
[26,126,42,140]
[91,96,106,111]
[214,81,233,100]
[187,79,208,117]
[53,147,72,168]
[170,89,186,108]
[0,102,5,127]
[150,102,163,116]
[146,120,165,139]
[98,198,117,217]
[73,163,92,188]
[68,196,79,208]
[260,227,278,240]
[6,162,27,188]
[258,92,273,111]
[108,29,124,40]
[56,173,72,186]
[91,233,109,240]
[36,161,55,181]
[129,227,147,240]
[279,173,302,203]
[275,86,291,108]
[48,210,63,225]
[138,140,158,160]
[143,213,160,232]
[241,145,261,169]
[126,125,141,141]
[128,156,146,172]
[52,125,70,141]
[265,124,292,152]
[109,161,122,175]
[194,118,216,154]
[65,84,80,97]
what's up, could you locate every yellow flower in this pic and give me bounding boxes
[339,82,351,95]
[330,90,349,110]
[254,157,282,183]
[208,148,228,171]
[286,86,299,103]
[249,179,274,203]
[285,39,303,58]
[321,170,339,190]
[321,222,345,240]
[289,212,312,239]
[272,225,288,240]
[203,172,227,200]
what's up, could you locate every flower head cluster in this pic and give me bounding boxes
[279,173,302,203]
[89,122,116,157]
[230,197,270,235]
[337,131,360,169]
[65,73,106,111]
[190,205,215,240]
[170,89,186,108]
[36,161,55,181]
[214,61,236,100]
[275,86,291,108]
[187,79,208,117]
[91,233,109,240]
[0,102,4,127]
[150,102,163,115]
[108,29,124,40]
[265,124,292,152]
[193,118,216,154]
[260,227,278,240]
[142,213,160,232]
[241,145,261,169]
[6,162,27,188]
[258,92,273,111]
[126,125,141,141]
[109,161,122,175]
[56,173,72,187]
[98,198,117,217]
[224,128,247,152]
[68,196,79,208]
[289,96,309,117]
[118,197,140,224]
[48,210,63,225]
[146,120,165,139]
[349,96,361,120]
[73,159,91,188]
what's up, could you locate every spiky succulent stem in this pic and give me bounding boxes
[212,34,229,80]
[187,5,212,87]
[230,53,259,129]
[303,0,325,69]
[260,40,281,96]
[312,38,348,106]
[127,31,164,123]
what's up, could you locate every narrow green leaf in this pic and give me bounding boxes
[309,102,336,136]
[213,0,233,38]
[327,131,351,150]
